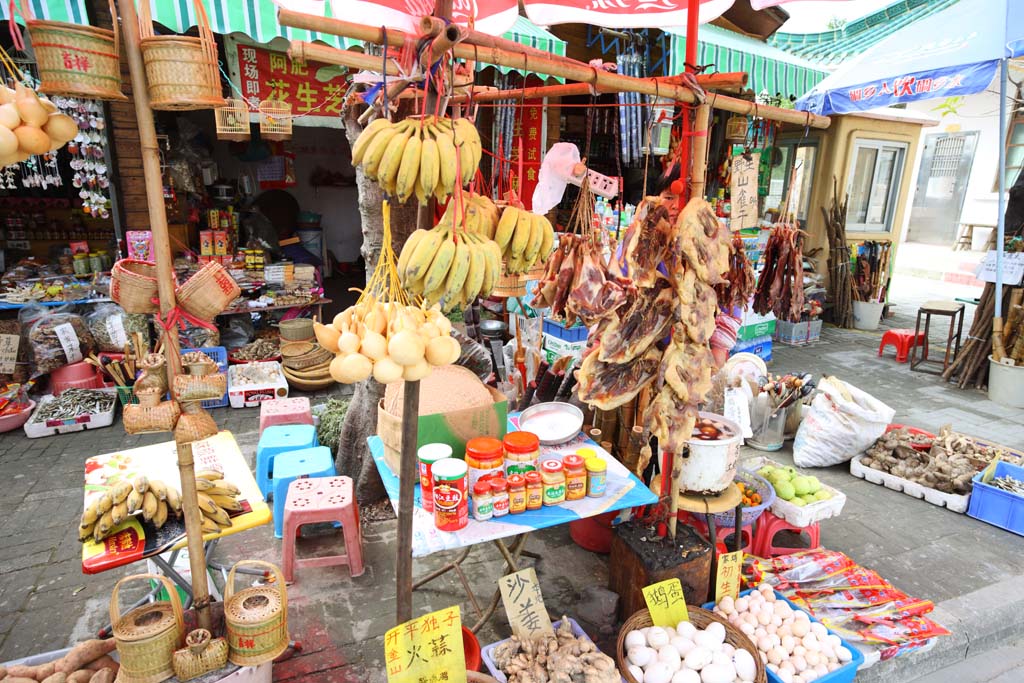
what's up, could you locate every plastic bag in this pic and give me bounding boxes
[179,319,219,349]
[28,311,96,376]
[86,303,151,353]
[0,319,29,384]
[451,327,492,380]
[793,377,894,467]
[218,314,254,350]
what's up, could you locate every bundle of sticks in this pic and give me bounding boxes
[853,241,892,303]
[822,179,854,328]
[84,332,157,387]
[582,385,652,479]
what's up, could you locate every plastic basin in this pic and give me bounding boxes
[463,625,481,672]
[885,424,935,452]
[0,401,35,433]
[569,511,618,553]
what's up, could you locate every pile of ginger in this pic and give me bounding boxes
[490,617,619,683]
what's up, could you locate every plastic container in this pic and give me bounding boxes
[540,459,566,505]
[481,618,594,683]
[418,443,453,513]
[968,460,1024,535]
[884,423,935,452]
[679,412,743,494]
[49,360,105,395]
[731,335,773,362]
[852,300,885,331]
[563,454,587,501]
[775,319,822,346]
[503,431,540,476]
[228,361,289,408]
[744,455,848,527]
[850,454,970,513]
[749,404,788,451]
[432,458,469,531]
[23,389,117,438]
[0,400,35,433]
[988,356,1024,408]
[712,470,776,528]
[542,318,588,343]
[466,436,504,492]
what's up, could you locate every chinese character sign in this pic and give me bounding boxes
[385,607,467,683]
[499,568,554,640]
[715,551,744,603]
[642,578,689,627]
[508,98,544,210]
[0,333,18,374]
[730,152,760,230]
[233,42,346,120]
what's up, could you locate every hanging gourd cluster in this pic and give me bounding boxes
[0,84,78,165]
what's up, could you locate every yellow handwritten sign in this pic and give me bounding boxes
[730,152,760,230]
[385,606,467,683]
[642,578,689,627]
[715,551,745,603]
[499,567,554,640]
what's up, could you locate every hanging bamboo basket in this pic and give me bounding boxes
[19,0,127,100]
[259,100,292,141]
[215,98,251,141]
[137,0,226,110]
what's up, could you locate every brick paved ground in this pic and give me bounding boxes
[0,273,1021,682]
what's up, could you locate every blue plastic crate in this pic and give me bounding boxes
[968,460,1024,536]
[732,335,773,363]
[183,346,228,409]
[542,318,588,343]
[703,589,864,683]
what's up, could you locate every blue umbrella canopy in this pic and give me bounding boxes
[796,0,1024,116]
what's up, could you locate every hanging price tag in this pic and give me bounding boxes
[384,606,467,683]
[730,153,760,230]
[0,334,19,374]
[715,551,745,603]
[500,567,554,640]
[642,578,689,627]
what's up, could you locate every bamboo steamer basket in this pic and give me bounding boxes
[137,0,226,110]
[225,560,289,666]
[616,608,767,683]
[281,344,333,370]
[110,573,185,683]
[176,261,241,321]
[279,318,315,343]
[111,259,160,314]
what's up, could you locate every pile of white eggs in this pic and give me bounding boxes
[623,619,758,683]
[712,583,853,683]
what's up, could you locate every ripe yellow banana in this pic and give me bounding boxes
[422,235,456,295]
[132,475,148,494]
[207,479,240,496]
[209,494,243,512]
[110,480,132,504]
[195,478,214,492]
[351,118,392,166]
[148,479,168,501]
[510,209,532,259]
[79,523,94,542]
[97,492,113,514]
[201,517,220,534]
[142,491,158,521]
[153,500,168,529]
[524,213,544,263]
[418,136,440,201]
[397,229,427,278]
[457,140,475,186]
[464,202,481,234]
[494,206,518,252]
[94,511,113,542]
[165,486,181,515]
[110,501,128,526]
[195,470,223,481]
[378,127,412,193]
[434,128,458,198]
[81,498,101,527]
[395,123,423,203]
[403,227,443,284]
[204,505,233,528]
[463,240,485,301]
[196,492,219,516]
[361,124,401,179]
[538,216,554,262]
[442,237,471,302]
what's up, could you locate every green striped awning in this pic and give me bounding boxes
[480,15,566,82]
[0,0,90,24]
[669,24,828,101]
[148,0,359,49]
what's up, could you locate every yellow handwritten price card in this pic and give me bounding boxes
[715,551,744,603]
[500,567,554,640]
[642,578,689,627]
[385,606,467,683]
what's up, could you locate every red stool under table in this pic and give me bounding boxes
[878,329,927,363]
[678,511,755,555]
[753,511,820,558]
[281,476,364,581]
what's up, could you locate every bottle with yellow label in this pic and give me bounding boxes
[541,460,566,506]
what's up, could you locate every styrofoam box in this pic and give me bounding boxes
[743,455,848,527]
[481,618,618,683]
[228,361,289,408]
[543,333,587,357]
[23,388,117,438]
[850,454,971,513]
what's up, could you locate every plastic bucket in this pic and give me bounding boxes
[852,301,885,331]
[569,511,618,553]
[988,356,1024,408]
[679,412,743,494]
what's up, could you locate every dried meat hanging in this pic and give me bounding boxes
[320,201,462,385]
[752,221,805,323]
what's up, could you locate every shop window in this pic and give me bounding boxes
[765,139,818,225]
[997,102,1024,190]
[846,140,907,233]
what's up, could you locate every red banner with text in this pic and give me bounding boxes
[235,42,347,120]
[509,99,545,211]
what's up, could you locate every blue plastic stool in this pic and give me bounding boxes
[271,446,336,538]
[256,424,318,500]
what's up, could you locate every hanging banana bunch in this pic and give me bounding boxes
[494,204,556,275]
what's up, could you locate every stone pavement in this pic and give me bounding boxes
[0,273,1022,681]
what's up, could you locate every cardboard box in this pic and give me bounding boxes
[213,230,229,255]
[543,333,587,359]
[378,386,508,477]
[737,319,776,341]
[199,230,214,256]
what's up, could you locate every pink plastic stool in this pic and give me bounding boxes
[259,397,313,436]
[281,476,364,581]
[753,511,820,557]
[878,329,926,363]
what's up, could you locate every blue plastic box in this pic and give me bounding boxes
[183,346,229,409]
[968,460,1024,536]
[732,335,773,363]
[542,318,588,343]
[703,589,864,683]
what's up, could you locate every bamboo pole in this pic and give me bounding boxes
[395,380,420,625]
[277,14,830,129]
[419,15,573,66]
[446,72,748,103]
[690,104,711,201]
[288,41,401,76]
[115,0,211,630]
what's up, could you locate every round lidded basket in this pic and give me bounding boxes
[110,573,185,683]
[616,607,767,683]
[176,261,241,321]
[225,560,289,666]
[279,318,315,343]
[111,259,159,314]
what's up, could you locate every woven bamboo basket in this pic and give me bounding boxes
[493,268,526,298]
[279,319,315,343]
[111,260,159,314]
[173,372,227,402]
[225,560,289,666]
[281,344,332,370]
[181,351,219,376]
[216,98,251,141]
[176,261,241,321]
[137,0,225,110]
[135,354,169,395]
[173,629,228,681]
[174,402,218,446]
[21,0,127,100]
[259,100,292,141]
[616,608,767,683]
[111,573,184,683]
[124,389,180,434]
[283,368,333,392]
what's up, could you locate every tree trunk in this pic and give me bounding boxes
[336,114,419,503]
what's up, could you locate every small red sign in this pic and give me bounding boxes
[235,43,347,119]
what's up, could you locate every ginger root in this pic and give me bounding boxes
[493,616,618,683]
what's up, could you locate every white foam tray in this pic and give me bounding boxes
[742,455,847,527]
[228,361,289,408]
[849,454,971,513]
[23,389,117,438]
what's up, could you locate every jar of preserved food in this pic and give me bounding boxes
[472,481,493,522]
[503,431,540,476]
[525,471,543,510]
[417,443,452,513]
[432,458,468,531]
[465,436,504,492]
[507,475,527,514]
[586,458,607,497]
[563,454,587,501]
[540,460,566,506]
[490,477,510,517]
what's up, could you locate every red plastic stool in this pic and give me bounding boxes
[259,397,313,436]
[878,329,926,363]
[281,476,364,581]
[753,511,820,557]
[678,511,755,554]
